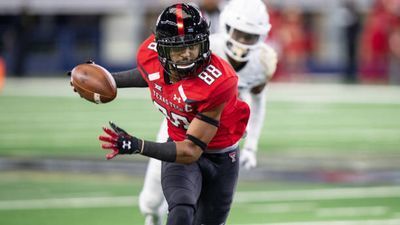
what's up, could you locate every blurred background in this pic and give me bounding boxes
[1,0,400,84]
[0,0,400,225]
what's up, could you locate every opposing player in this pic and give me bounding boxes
[216,0,277,169]
[71,3,250,225]
[139,0,278,224]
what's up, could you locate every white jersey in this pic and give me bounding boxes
[210,33,277,152]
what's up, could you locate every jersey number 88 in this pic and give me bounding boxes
[198,65,222,85]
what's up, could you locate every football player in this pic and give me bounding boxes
[216,0,277,169]
[138,0,278,224]
[75,3,250,225]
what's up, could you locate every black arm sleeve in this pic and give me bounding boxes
[111,68,148,88]
[140,140,177,162]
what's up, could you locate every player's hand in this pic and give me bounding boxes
[259,44,278,81]
[240,148,257,170]
[99,121,141,160]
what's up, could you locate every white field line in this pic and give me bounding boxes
[316,206,388,217]
[246,202,390,218]
[266,84,400,104]
[267,83,400,105]
[233,186,400,203]
[3,78,400,104]
[245,202,316,214]
[0,196,138,210]
[246,204,389,218]
[0,186,400,210]
[231,218,400,225]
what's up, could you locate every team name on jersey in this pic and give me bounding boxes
[154,100,191,130]
[152,90,183,111]
[152,90,193,113]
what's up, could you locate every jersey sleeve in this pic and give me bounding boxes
[136,35,158,83]
[197,76,238,112]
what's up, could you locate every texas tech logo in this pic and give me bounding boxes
[229,152,237,163]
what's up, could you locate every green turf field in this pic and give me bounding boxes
[1,171,400,225]
[1,79,400,157]
[0,78,400,224]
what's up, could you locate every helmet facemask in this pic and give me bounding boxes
[157,34,210,81]
[224,25,261,62]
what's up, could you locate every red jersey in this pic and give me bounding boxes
[137,35,250,150]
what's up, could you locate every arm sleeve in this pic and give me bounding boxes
[243,87,267,152]
[198,76,237,112]
[111,68,148,88]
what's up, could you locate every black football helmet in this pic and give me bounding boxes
[155,3,211,81]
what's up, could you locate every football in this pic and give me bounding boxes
[70,63,117,104]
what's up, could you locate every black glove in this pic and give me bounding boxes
[99,121,141,160]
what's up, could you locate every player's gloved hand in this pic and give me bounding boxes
[240,148,257,170]
[99,121,142,160]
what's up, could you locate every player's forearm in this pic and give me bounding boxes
[169,114,221,164]
[244,91,266,151]
[175,140,203,164]
[111,68,148,88]
[140,139,203,164]
[101,109,221,163]
[140,140,177,162]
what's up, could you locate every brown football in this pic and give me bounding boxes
[70,63,117,104]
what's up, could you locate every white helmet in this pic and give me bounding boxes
[219,0,271,61]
